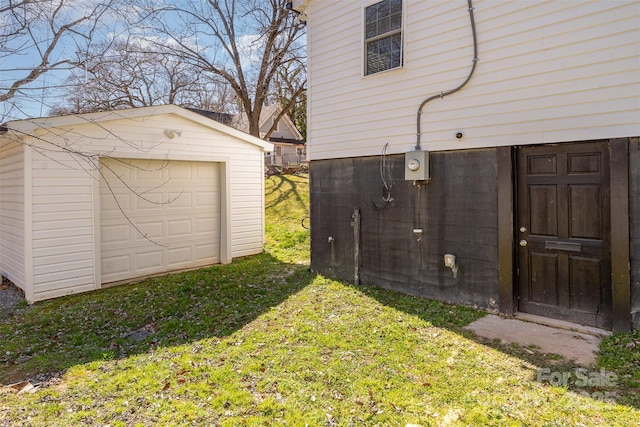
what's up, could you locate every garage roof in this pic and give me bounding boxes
[4,104,274,152]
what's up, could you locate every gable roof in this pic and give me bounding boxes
[232,105,304,142]
[186,108,235,126]
[5,104,274,151]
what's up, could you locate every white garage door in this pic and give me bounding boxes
[100,158,220,283]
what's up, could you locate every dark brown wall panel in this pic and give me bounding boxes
[310,149,500,310]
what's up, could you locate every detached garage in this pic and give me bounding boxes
[0,105,273,303]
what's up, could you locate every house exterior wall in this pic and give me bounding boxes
[306,0,640,160]
[311,138,637,325]
[266,143,306,167]
[310,149,500,309]
[304,0,639,329]
[14,111,267,302]
[0,141,26,293]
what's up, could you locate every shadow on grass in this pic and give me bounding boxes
[346,281,484,331]
[351,281,640,409]
[265,174,308,212]
[0,252,314,385]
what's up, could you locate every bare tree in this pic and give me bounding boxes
[272,58,307,140]
[137,0,306,138]
[0,1,190,246]
[0,0,120,121]
[50,38,235,115]
[1,0,306,247]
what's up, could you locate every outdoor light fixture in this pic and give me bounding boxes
[444,254,458,278]
[164,129,182,139]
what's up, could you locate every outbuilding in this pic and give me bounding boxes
[0,105,273,303]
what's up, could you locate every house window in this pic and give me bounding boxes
[365,0,403,76]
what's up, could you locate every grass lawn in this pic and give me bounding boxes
[1,174,638,426]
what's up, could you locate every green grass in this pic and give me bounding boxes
[264,174,310,263]
[598,329,640,407]
[1,173,638,426]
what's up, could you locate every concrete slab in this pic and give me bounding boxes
[464,315,603,366]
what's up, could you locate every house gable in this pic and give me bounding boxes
[230,105,304,142]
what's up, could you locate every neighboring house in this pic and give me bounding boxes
[0,105,273,303]
[233,105,306,169]
[294,0,640,330]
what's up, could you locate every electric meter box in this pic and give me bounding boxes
[405,150,430,181]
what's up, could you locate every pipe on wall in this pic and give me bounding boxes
[415,0,479,150]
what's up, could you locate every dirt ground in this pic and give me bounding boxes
[0,278,25,319]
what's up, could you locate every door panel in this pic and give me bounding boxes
[529,185,558,236]
[569,256,602,312]
[569,185,601,239]
[100,159,221,284]
[528,252,558,306]
[517,142,611,329]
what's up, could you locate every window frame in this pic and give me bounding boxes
[363,0,405,77]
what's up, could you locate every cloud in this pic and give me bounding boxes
[236,33,264,68]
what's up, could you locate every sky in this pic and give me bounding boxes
[1,0,126,122]
[1,0,302,123]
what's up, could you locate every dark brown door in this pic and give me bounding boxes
[517,142,611,329]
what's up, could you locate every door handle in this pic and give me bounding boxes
[519,239,528,247]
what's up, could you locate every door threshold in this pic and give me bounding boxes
[514,313,612,337]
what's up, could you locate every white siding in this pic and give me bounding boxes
[306,0,640,160]
[0,141,25,292]
[30,147,97,300]
[18,109,267,301]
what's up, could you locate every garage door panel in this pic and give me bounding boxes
[135,221,163,240]
[196,191,218,207]
[168,246,193,266]
[101,254,130,276]
[101,224,131,244]
[134,165,163,181]
[168,164,193,180]
[137,250,164,270]
[196,217,217,233]
[196,243,218,261]
[196,163,217,178]
[100,158,221,284]
[101,193,131,215]
[168,219,192,237]
[135,192,166,210]
[168,192,192,208]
